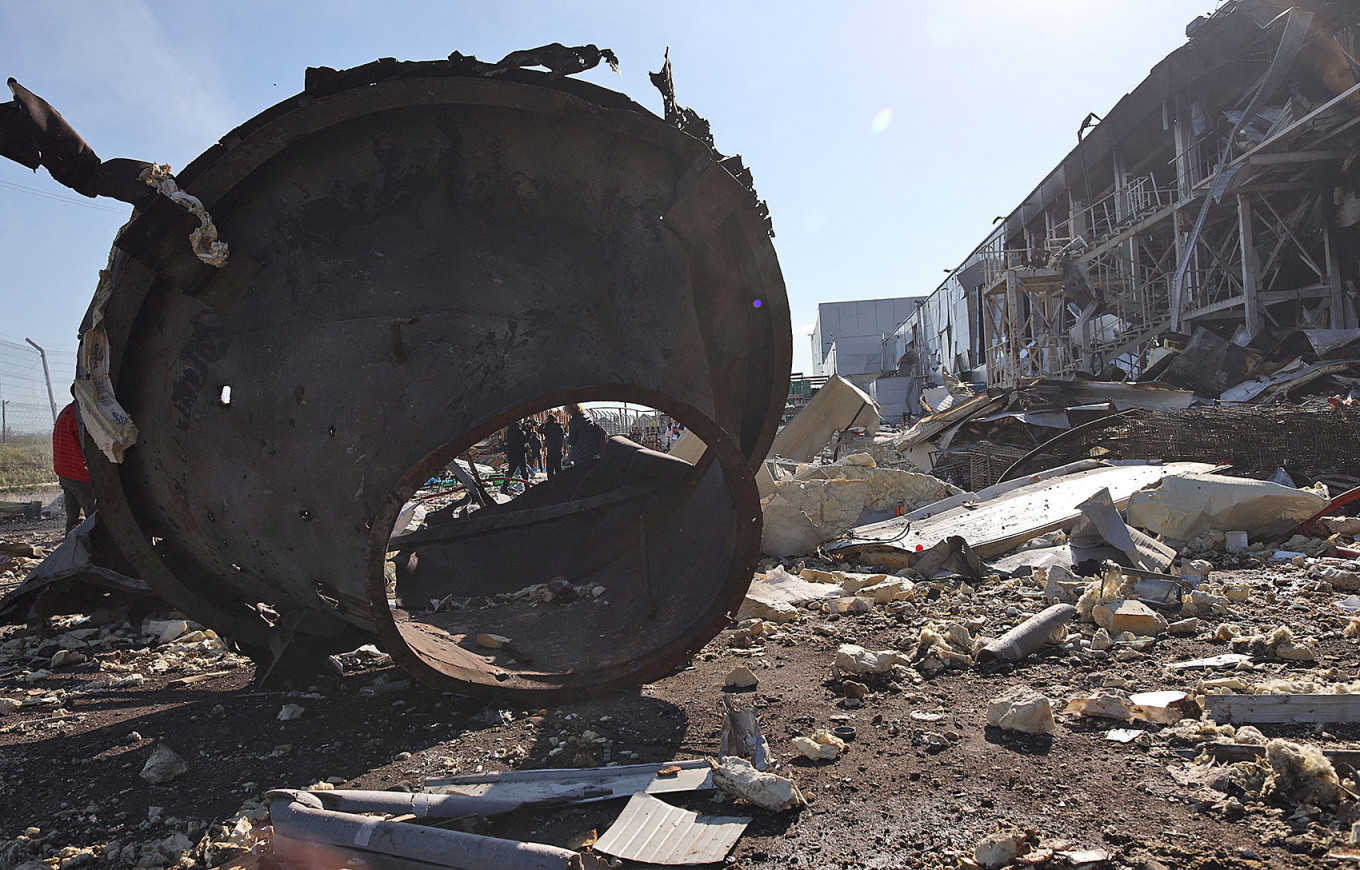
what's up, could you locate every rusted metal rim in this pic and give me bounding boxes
[365,385,762,699]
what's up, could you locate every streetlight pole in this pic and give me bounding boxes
[25,338,59,424]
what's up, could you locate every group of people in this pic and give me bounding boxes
[502,403,609,489]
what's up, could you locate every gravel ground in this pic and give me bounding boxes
[2,513,1359,870]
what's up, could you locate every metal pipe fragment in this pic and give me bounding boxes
[977,603,1077,663]
[308,787,609,819]
[268,790,597,870]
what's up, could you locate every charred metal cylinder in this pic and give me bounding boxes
[976,603,1077,663]
[85,57,790,698]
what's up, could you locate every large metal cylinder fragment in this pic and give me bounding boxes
[87,58,790,698]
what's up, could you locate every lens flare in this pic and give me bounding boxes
[871,108,892,134]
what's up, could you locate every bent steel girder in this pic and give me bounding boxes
[86,58,790,697]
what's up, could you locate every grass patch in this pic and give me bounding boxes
[0,436,56,490]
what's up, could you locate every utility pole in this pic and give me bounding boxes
[25,338,59,424]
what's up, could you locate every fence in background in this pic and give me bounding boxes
[0,337,78,440]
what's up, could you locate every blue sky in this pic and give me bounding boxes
[0,1,1210,376]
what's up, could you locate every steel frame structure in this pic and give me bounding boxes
[890,0,1360,398]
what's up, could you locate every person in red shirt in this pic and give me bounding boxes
[53,401,95,533]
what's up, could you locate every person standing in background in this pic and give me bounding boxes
[564,403,606,466]
[525,422,543,475]
[53,400,95,533]
[503,420,529,491]
[541,413,564,477]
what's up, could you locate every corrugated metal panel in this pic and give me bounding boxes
[593,792,748,865]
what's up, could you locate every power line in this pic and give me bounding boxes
[0,179,130,214]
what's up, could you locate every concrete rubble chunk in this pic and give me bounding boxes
[709,757,805,811]
[839,572,889,594]
[1089,627,1113,651]
[738,566,845,624]
[800,568,839,584]
[762,452,961,557]
[140,743,190,785]
[277,703,305,721]
[986,686,1055,734]
[1056,848,1112,866]
[143,619,189,645]
[724,666,759,689]
[1167,617,1199,636]
[1230,624,1318,662]
[833,644,910,677]
[975,829,1028,869]
[842,680,870,700]
[736,597,800,624]
[49,649,86,668]
[829,596,872,614]
[1315,565,1360,591]
[858,578,908,603]
[1091,599,1167,637]
[791,729,846,761]
[1106,728,1148,744]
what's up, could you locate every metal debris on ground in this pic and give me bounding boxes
[592,791,749,866]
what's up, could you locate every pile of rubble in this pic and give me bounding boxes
[722,470,1360,865]
[872,327,1360,491]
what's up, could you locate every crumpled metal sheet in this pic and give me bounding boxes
[1127,473,1330,541]
[0,514,152,624]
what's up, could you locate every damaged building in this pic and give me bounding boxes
[881,0,1360,410]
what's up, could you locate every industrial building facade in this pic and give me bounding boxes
[881,0,1360,413]
[809,297,924,421]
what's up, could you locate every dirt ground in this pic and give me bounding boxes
[2,512,1359,870]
